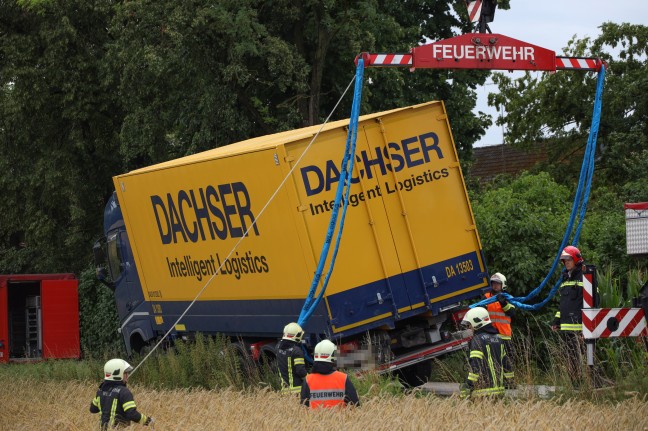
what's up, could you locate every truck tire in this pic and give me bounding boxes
[259,343,278,372]
[130,333,150,356]
[258,343,282,389]
[231,340,256,377]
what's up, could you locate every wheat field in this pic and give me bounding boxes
[1,375,647,431]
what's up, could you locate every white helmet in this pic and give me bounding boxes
[461,307,491,330]
[282,322,304,342]
[314,339,337,363]
[490,272,507,289]
[104,358,133,381]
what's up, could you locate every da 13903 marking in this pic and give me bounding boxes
[446,259,474,278]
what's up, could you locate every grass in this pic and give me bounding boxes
[1,373,647,431]
[1,328,647,430]
[4,319,647,400]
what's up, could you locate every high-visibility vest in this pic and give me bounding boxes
[305,371,347,409]
[485,292,512,338]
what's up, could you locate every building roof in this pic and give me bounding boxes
[470,143,549,182]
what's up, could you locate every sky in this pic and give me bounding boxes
[472,0,647,147]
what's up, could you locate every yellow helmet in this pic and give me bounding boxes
[282,322,304,342]
[314,339,337,363]
[104,358,133,381]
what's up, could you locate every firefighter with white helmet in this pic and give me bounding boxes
[459,307,511,398]
[277,322,308,393]
[552,245,587,384]
[90,358,154,429]
[484,272,516,387]
[300,339,360,408]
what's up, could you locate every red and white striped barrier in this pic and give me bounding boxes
[365,53,412,67]
[556,57,601,71]
[583,272,595,309]
[582,308,648,339]
[466,0,483,23]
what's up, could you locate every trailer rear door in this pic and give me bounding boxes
[362,104,487,314]
[40,279,80,359]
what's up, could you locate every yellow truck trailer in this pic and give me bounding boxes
[94,101,488,379]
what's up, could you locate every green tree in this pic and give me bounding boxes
[78,267,122,356]
[0,0,122,273]
[483,22,648,277]
[108,0,496,168]
[488,23,648,200]
[471,172,570,293]
[107,0,314,169]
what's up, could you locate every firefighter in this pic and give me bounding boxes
[90,359,154,430]
[459,307,511,398]
[277,322,307,394]
[552,245,586,383]
[300,339,360,408]
[485,272,516,387]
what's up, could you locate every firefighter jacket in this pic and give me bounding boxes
[465,325,511,396]
[485,291,515,339]
[89,380,152,429]
[553,265,584,331]
[277,339,307,393]
[300,362,360,408]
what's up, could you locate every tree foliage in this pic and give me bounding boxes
[0,0,492,276]
[475,23,648,299]
[488,23,648,200]
[0,0,122,273]
[78,267,123,355]
[471,172,570,293]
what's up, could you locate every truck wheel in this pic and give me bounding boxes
[130,333,151,357]
[231,340,256,377]
[397,360,432,387]
[258,344,281,389]
[259,344,278,372]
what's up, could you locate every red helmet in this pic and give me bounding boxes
[560,246,583,264]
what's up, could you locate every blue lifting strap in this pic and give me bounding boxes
[472,64,606,311]
[298,59,365,327]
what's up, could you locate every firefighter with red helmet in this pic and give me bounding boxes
[277,322,308,394]
[300,340,360,408]
[552,245,586,383]
[90,359,154,429]
[484,272,515,387]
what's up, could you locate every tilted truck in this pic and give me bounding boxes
[94,101,489,381]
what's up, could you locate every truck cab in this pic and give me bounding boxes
[94,192,154,356]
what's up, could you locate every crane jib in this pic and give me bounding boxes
[357,33,604,73]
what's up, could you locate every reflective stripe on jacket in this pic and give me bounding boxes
[485,292,513,337]
[305,371,347,409]
[277,340,307,393]
[89,381,148,429]
[555,267,584,332]
[465,325,509,396]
